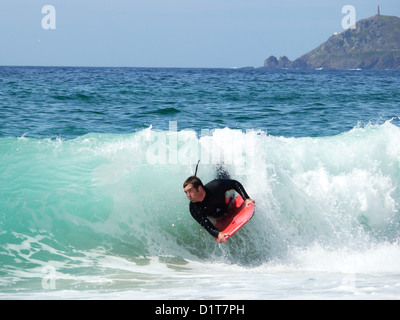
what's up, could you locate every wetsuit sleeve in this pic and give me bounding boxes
[225,179,250,201]
[190,204,220,238]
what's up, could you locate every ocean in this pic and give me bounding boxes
[0,66,400,300]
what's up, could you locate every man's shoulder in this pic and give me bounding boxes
[204,179,217,187]
[205,178,236,188]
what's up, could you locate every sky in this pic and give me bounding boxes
[0,0,399,68]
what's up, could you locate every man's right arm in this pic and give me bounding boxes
[190,204,221,238]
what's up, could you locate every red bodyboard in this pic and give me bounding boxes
[212,195,254,242]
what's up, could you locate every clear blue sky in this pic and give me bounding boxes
[1,0,399,68]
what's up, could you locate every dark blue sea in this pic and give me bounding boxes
[1,66,400,299]
[1,67,399,139]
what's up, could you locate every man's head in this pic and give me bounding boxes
[183,176,204,202]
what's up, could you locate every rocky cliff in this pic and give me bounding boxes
[264,14,400,70]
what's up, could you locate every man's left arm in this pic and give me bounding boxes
[223,179,255,204]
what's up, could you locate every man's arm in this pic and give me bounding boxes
[220,179,255,209]
[190,204,221,238]
[221,179,251,201]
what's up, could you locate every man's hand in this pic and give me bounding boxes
[217,232,228,243]
[245,198,255,206]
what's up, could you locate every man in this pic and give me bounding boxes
[183,172,255,243]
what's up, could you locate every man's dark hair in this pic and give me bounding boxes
[183,176,203,189]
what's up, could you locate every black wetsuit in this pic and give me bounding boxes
[189,179,250,238]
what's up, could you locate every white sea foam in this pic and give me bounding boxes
[1,121,400,299]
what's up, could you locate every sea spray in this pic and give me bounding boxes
[0,122,400,283]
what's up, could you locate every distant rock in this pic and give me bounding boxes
[264,56,292,69]
[264,14,400,70]
[263,56,279,69]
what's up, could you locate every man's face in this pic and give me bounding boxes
[184,183,201,202]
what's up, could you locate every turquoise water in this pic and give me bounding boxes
[1,67,400,299]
